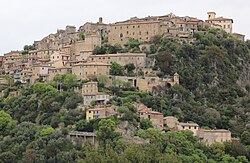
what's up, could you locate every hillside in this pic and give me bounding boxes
[0,28,250,162]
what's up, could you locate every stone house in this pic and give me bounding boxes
[47,67,72,81]
[206,12,233,33]
[163,116,179,130]
[111,73,179,92]
[88,53,146,68]
[72,62,111,80]
[50,51,70,68]
[79,17,108,38]
[197,129,232,145]
[138,108,164,130]
[82,81,110,106]
[31,65,51,83]
[178,122,200,136]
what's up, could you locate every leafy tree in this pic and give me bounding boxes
[79,32,85,40]
[39,126,55,137]
[96,119,120,147]
[0,110,15,136]
[241,131,250,145]
[110,62,125,76]
[125,63,136,73]
[140,119,153,130]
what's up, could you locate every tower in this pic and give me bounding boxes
[207,12,216,20]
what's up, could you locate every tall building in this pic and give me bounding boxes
[206,12,233,33]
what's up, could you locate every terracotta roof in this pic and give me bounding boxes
[150,111,163,115]
[88,108,105,111]
[138,108,152,113]
[207,17,233,22]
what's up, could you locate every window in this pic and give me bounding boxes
[139,31,141,35]
[228,25,230,28]
[224,25,226,29]
[89,111,91,113]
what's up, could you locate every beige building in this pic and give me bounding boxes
[107,13,204,45]
[88,53,146,68]
[31,65,50,83]
[232,33,245,41]
[178,122,200,136]
[50,51,70,68]
[47,67,72,81]
[72,62,111,80]
[163,116,179,130]
[82,81,110,106]
[206,12,233,33]
[138,108,164,130]
[111,73,179,92]
[73,35,102,58]
[197,129,231,145]
[79,17,108,38]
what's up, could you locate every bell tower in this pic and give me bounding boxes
[207,12,216,20]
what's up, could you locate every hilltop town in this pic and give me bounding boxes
[1,11,250,162]
[0,11,246,142]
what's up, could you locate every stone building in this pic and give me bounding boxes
[31,65,50,83]
[68,131,97,147]
[0,56,4,68]
[72,62,111,80]
[107,13,204,45]
[47,67,72,81]
[138,108,164,130]
[197,129,232,145]
[82,81,110,106]
[50,51,70,68]
[34,26,78,50]
[73,34,102,57]
[178,122,200,136]
[232,33,245,41]
[206,12,233,33]
[79,17,108,38]
[88,53,146,68]
[163,116,179,130]
[111,73,179,92]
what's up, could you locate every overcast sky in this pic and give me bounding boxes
[0,0,249,54]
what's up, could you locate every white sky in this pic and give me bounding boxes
[0,0,249,54]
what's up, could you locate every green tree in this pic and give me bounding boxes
[96,119,120,147]
[110,62,125,76]
[140,119,153,130]
[79,32,85,40]
[0,110,14,136]
[39,126,55,137]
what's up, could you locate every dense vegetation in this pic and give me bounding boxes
[1,28,250,162]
